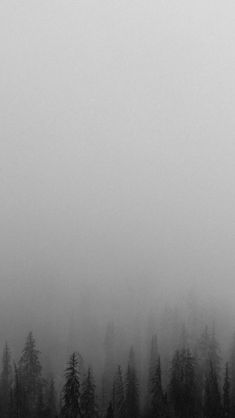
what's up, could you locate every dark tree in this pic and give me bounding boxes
[204,360,222,418]
[169,348,198,418]
[230,333,235,415]
[126,347,139,418]
[44,378,57,418]
[80,367,97,418]
[61,352,82,418]
[1,343,13,418]
[18,332,42,417]
[150,356,167,417]
[223,362,230,418]
[106,402,114,418]
[113,365,126,418]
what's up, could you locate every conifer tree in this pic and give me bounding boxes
[18,331,42,417]
[1,343,13,418]
[106,402,114,418]
[204,360,222,418]
[230,333,235,415]
[150,356,167,418]
[223,362,230,418]
[80,367,97,418]
[61,351,82,418]
[113,365,126,418]
[44,378,57,418]
[126,347,139,418]
[169,348,198,418]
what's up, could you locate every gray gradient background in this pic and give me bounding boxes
[1,1,235,340]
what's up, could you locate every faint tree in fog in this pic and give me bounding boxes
[223,362,230,418]
[113,365,126,418]
[80,367,97,418]
[102,322,115,413]
[61,352,82,418]
[126,347,139,418]
[1,342,13,417]
[150,356,168,418]
[169,348,198,418]
[203,360,222,418]
[106,401,114,418]
[44,378,57,418]
[18,331,42,417]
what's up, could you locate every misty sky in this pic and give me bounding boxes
[1,1,235,328]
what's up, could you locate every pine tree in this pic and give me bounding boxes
[169,348,198,418]
[150,356,167,418]
[103,323,115,413]
[61,352,82,418]
[106,402,114,418]
[113,365,126,418]
[18,331,42,417]
[1,343,13,418]
[223,362,230,418]
[44,378,57,418]
[126,347,139,418]
[230,333,235,415]
[204,360,222,418]
[80,367,97,418]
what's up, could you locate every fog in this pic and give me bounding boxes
[1,0,235,380]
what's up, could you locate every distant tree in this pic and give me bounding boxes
[44,378,57,418]
[61,352,82,418]
[80,367,97,418]
[113,365,126,418]
[126,347,139,418]
[150,356,168,417]
[13,363,26,418]
[169,348,198,418]
[203,360,222,418]
[1,343,13,418]
[106,401,114,418]
[102,323,115,413]
[223,362,230,418]
[209,326,221,377]
[18,332,42,417]
[230,333,235,415]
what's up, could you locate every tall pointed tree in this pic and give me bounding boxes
[1,343,13,418]
[113,365,126,418]
[61,351,82,418]
[223,362,230,418]
[18,331,42,417]
[204,360,222,418]
[126,347,139,418]
[80,367,97,418]
[150,356,167,418]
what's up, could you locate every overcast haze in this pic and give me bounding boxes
[1,1,235,344]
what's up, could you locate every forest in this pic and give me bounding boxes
[0,309,234,418]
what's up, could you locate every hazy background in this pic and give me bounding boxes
[1,0,235,361]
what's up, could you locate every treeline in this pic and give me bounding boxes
[0,325,235,417]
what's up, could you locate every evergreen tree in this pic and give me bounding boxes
[61,351,82,418]
[18,332,42,417]
[169,348,198,418]
[126,347,139,418]
[113,365,126,418]
[1,342,13,418]
[106,402,114,418]
[44,378,57,418]
[230,333,235,415]
[223,362,230,418]
[203,360,222,418]
[150,356,167,418]
[80,367,97,418]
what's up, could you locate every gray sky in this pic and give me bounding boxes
[1,0,235,330]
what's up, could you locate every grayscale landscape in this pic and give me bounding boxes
[0,1,235,417]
